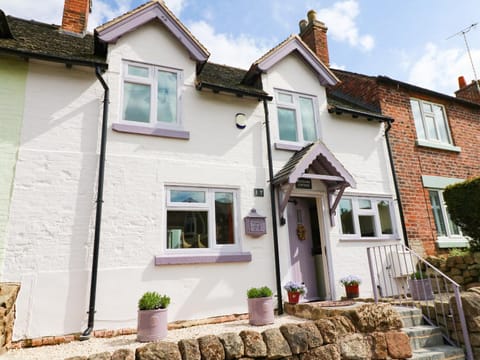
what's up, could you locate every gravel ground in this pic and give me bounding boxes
[3,315,307,360]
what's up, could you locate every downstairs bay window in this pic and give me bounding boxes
[339,196,396,239]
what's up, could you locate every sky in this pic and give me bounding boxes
[1,0,479,96]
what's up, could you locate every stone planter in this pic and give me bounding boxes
[408,278,434,300]
[247,296,274,325]
[137,308,168,342]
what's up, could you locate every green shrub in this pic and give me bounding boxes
[247,286,273,298]
[448,248,469,257]
[410,271,427,280]
[138,291,171,310]
[443,177,480,251]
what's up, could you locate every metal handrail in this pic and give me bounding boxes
[366,244,473,360]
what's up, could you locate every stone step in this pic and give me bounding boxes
[411,345,465,359]
[395,306,424,327]
[402,325,444,349]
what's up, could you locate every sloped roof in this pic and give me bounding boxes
[0,11,106,67]
[96,0,209,62]
[273,141,356,188]
[243,35,338,87]
[196,62,271,100]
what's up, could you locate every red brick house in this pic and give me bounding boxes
[298,11,480,256]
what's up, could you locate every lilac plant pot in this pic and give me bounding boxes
[137,308,168,342]
[247,296,274,326]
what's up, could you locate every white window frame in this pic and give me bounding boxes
[274,89,320,146]
[410,98,455,148]
[165,186,240,253]
[121,60,183,129]
[338,196,397,240]
[428,188,468,248]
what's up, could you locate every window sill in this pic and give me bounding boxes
[415,139,461,153]
[339,237,401,242]
[154,252,252,265]
[436,237,469,248]
[274,142,304,151]
[112,123,190,140]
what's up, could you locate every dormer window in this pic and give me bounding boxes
[122,61,182,128]
[275,90,319,145]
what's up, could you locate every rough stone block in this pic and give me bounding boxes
[136,341,182,360]
[112,348,135,360]
[262,328,292,358]
[280,323,309,354]
[178,338,201,360]
[87,352,111,360]
[339,333,370,360]
[239,330,267,358]
[218,332,244,360]
[315,319,337,344]
[297,321,323,348]
[349,304,402,332]
[198,335,225,360]
[385,331,412,359]
[369,332,387,359]
[299,343,341,360]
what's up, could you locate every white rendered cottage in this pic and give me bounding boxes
[1,1,403,340]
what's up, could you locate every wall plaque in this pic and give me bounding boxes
[244,209,267,237]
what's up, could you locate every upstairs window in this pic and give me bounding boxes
[122,61,181,127]
[275,90,318,144]
[428,189,462,239]
[339,197,396,239]
[410,98,453,146]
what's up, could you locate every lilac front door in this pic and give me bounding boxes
[287,197,322,300]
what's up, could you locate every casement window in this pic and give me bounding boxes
[275,90,318,144]
[428,189,465,246]
[122,61,181,127]
[338,197,396,239]
[410,98,457,151]
[165,187,238,250]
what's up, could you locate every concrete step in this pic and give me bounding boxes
[403,325,444,349]
[395,306,424,327]
[411,344,466,359]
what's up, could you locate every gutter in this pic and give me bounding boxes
[384,120,409,247]
[80,65,109,340]
[262,99,283,314]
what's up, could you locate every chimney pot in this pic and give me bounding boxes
[458,76,467,89]
[299,19,308,33]
[307,10,317,24]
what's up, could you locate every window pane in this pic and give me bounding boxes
[423,103,433,113]
[339,199,355,234]
[433,105,450,143]
[215,192,234,245]
[123,82,151,123]
[128,65,149,78]
[378,201,393,234]
[429,190,446,236]
[278,108,297,141]
[278,93,293,103]
[410,99,425,140]
[359,199,371,209]
[157,71,177,124]
[170,190,206,203]
[167,211,208,249]
[425,115,438,140]
[299,97,316,141]
[359,215,375,236]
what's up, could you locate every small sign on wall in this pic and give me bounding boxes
[244,209,267,237]
[296,178,312,189]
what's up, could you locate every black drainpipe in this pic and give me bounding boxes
[384,119,409,247]
[263,99,283,315]
[80,65,109,340]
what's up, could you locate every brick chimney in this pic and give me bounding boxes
[61,0,91,35]
[299,10,330,67]
[455,75,480,104]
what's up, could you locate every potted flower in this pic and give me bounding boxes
[283,281,306,304]
[408,271,434,300]
[340,275,361,299]
[137,291,171,342]
[246,286,274,326]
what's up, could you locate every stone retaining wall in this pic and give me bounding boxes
[427,252,480,288]
[65,303,412,360]
[0,282,20,354]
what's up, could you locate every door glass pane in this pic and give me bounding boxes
[378,201,393,234]
[429,190,446,236]
[278,93,293,103]
[433,105,449,143]
[410,100,425,140]
[359,215,375,236]
[215,192,234,245]
[123,82,151,123]
[170,190,206,203]
[339,199,355,234]
[359,199,371,209]
[278,108,297,141]
[167,211,208,248]
[128,64,149,78]
[157,71,177,124]
[299,97,316,141]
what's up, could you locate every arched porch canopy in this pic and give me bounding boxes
[272,141,356,225]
